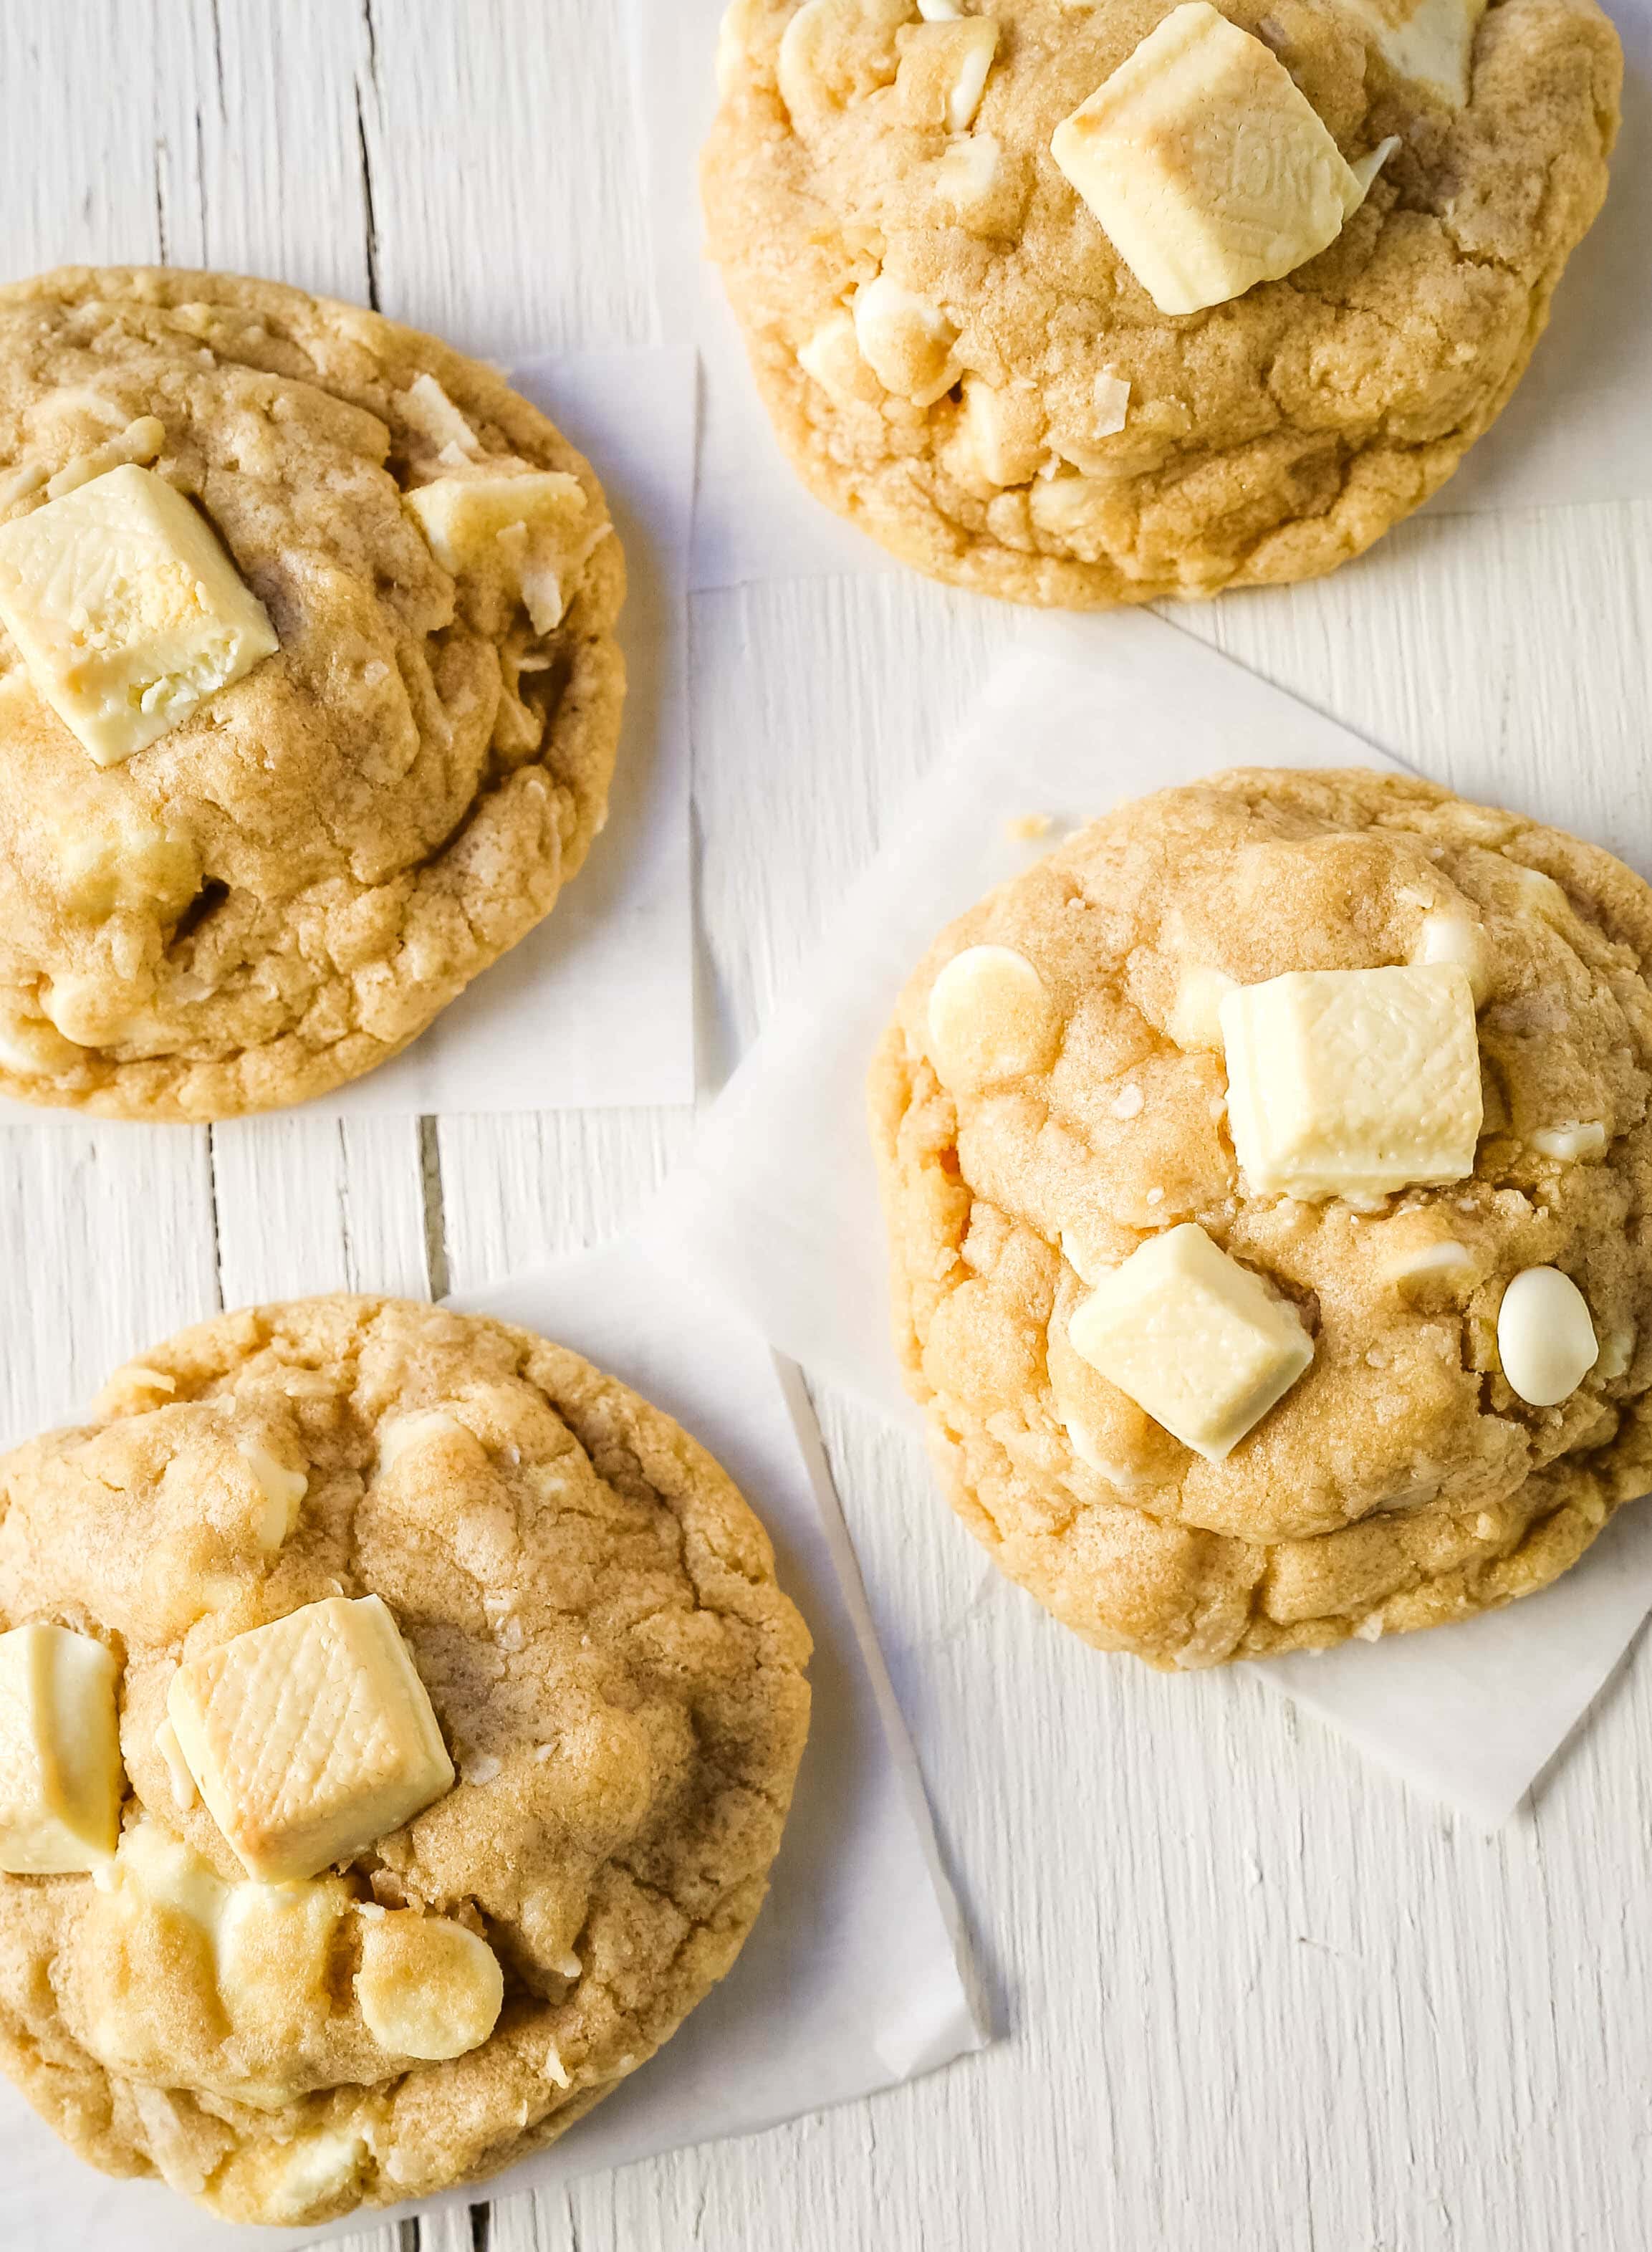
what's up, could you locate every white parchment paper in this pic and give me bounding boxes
[0,1240,983,2248]
[648,609,1652,1826]
[0,349,696,1123]
[626,0,1652,592]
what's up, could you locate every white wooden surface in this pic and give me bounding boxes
[3,6,1651,2249]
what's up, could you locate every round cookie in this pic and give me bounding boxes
[705,0,1621,606]
[0,1296,810,2225]
[0,268,627,1118]
[870,771,1652,1664]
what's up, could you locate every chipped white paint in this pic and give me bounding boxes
[1,4,1651,2249]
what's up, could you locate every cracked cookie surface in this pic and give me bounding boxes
[870,771,1652,1664]
[0,268,626,1118]
[706,0,1620,606]
[0,1295,810,2224]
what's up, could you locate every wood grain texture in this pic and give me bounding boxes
[0,4,1648,2250]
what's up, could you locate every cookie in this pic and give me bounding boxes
[0,1296,810,2225]
[705,0,1620,605]
[0,268,626,1119]
[870,771,1652,1664]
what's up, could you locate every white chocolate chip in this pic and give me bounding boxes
[918,0,965,15]
[356,1912,504,2061]
[1497,1266,1598,1407]
[1353,1613,1385,1642]
[1529,1121,1606,1163]
[1110,1081,1144,1120]
[926,944,1062,1090]
[853,275,961,406]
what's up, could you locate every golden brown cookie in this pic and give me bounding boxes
[0,1296,810,2225]
[870,771,1652,1664]
[0,268,626,1118]
[705,0,1620,605]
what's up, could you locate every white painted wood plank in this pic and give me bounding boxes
[208,1118,433,1310]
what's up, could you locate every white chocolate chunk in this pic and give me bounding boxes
[918,0,965,15]
[778,0,911,128]
[1166,964,1236,1050]
[1383,1237,1474,1285]
[853,276,961,406]
[1050,2,1373,317]
[44,415,166,500]
[927,944,1062,1089]
[355,1910,504,2060]
[1348,133,1401,200]
[1092,367,1131,436]
[398,373,483,459]
[262,2133,368,2225]
[1221,964,1482,1200]
[898,19,999,132]
[167,1594,454,1882]
[378,1407,471,1470]
[934,130,1004,210]
[0,1624,122,1872]
[154,1715,198,1810]
[958,375,1045,484]
[797,312,880,409]
[237,1439,307,1551]
[1530,1120,1606,1163]
[406,471,597,632]
[1069,1224,1312,1460]
[0,464,279,766]
[1337,0,1487,105]
[1497,1267,1598,1407]
[1597,1326,1635,1381]
[716,0,764,92]
[1413,909,1490,1002]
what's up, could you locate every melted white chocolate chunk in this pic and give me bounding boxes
[897,17,999,133]
[927,944,1062,1089]
[0,1623,122,1872]
[1068,1222,1313,1461]
[405,470,599,633]
[1337,0,1487,105]
[1221,964,1481,1200]
[167,1594,453,1882]
[853,275,961,406]
[1050,2,1380,317]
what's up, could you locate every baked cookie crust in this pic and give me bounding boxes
[706,0,1620,605]
[0,1296,810,2225]
[0,268,626,1118]
[870,772,1652,1664]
